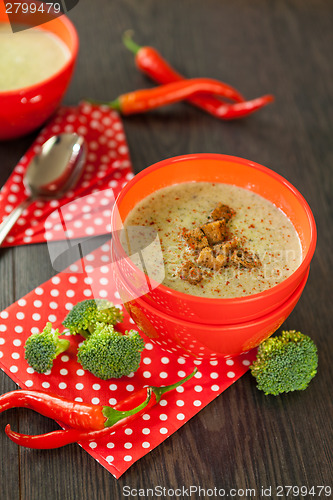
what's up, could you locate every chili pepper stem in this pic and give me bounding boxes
[108,98,121,112]
[151,368,197,403]
[122,30,142,55]
[102,388,152,427]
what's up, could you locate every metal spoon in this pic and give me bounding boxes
[0,133,86,246]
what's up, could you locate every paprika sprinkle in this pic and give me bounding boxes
[122,31,274,119]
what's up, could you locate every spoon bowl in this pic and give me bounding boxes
[0,133,86,245]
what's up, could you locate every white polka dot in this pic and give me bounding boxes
[177,413,185,420]
[59,382,67,389]
[32,313,41,321]
[109,384,117,391]
[160,427,168,435]
[10,366,18,373]
[42,382,50,389]
[76,383,84,390]
[124,442,132,449]
[92,384,101,390]
[145,343,153,350]
[143,371,151,378]
[123,455,132,462]
[108,398,117,405]
[210,372,219,379]
[25,380,33,387]
[106,442,115,449]
[0,325,7,332]
[126,384,134,392]
[159,372,168,379]
[211,384,220,391]
[76,369,85,376]
[106,456,114,463]
[18,299,26,307]
[176,400,184,407]
[159,414,168,421]
[226,359,234,366]
[227,371,235,378]
[91,398,100,405]
[142,441,150,449]
[142,428,150,435]
[48,315,57,323]
[11,352,20,360]
[16,312,24,320]
[143,357,151,365]
[61,355,69,362]
[161,357,170,364]
[193,400,202,407]
[0,311,9,319]
[242,359,251,366]
[13,339,22,346]
[124,428,133,435]
[194,385,203,392]
[60,369,68,376]
[49,302,58,310]
[35,287,44,295]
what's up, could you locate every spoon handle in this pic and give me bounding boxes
[0,198,32,246]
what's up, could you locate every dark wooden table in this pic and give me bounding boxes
[1,1,332,498]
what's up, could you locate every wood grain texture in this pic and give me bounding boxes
[0,1,332,499]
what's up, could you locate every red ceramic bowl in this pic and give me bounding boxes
[0,5,78,140]
[111,154,316,325]
[114,262,309,358]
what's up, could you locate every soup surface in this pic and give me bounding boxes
[123,182,302,298]
[0,23,70,91]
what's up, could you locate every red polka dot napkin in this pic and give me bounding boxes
[0,102,133,247]
[0,243,256,478]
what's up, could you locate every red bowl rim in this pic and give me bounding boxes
[0,14,78,96]
[112,153,317,307]
[124,267,310,332]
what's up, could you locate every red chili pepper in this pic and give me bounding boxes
[1,369,197,448]
[107,77,245,115]
[122,31,274,119]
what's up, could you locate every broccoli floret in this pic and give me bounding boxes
[250,330,318,395]
[24,323,70,374]
[77,322,145,379]
[62,299,123,337]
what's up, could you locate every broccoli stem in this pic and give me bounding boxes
[55,339,70,357]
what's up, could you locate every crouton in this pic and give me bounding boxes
[182,227,209,250]
[211,203,236,222]
[201,220,227,245]
[215,253,228,268]
[231,248,261,268]
[178,261,203,284]
[213,237,239,259]
[197,247,216,269]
